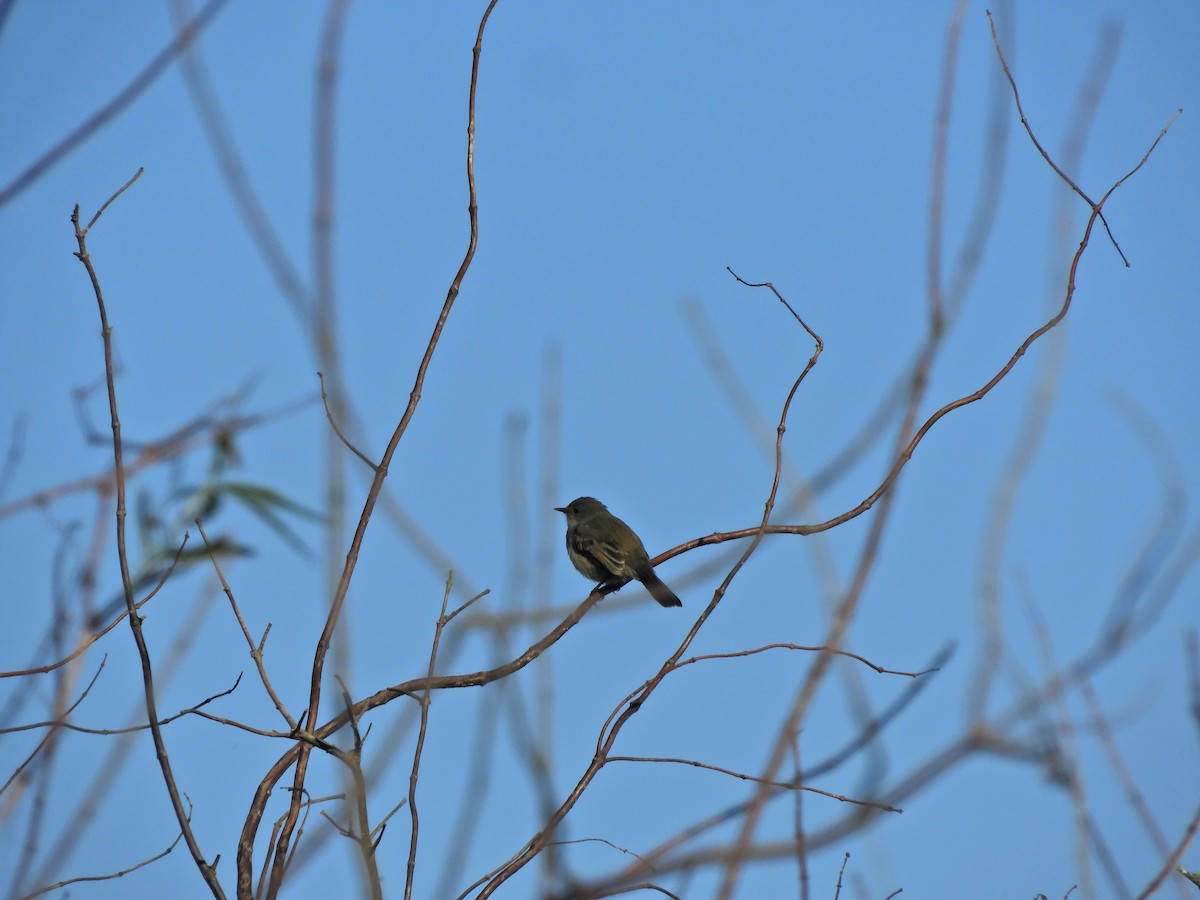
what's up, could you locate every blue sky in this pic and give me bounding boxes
[1,3,1198,898]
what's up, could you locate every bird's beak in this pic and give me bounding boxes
[554,506,566,513]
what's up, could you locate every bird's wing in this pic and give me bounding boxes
[574,532,626,577]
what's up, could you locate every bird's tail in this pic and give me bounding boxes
[639,570,682,608]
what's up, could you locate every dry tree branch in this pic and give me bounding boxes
[474,276,823,898]
[1188,631,1200,740]
[256,789,343,898]
[0,659,105,818]
[71,171,224,897]
[310,0,354,718]
[169,15,500,872]
[985,10,1134,265]
[604,757,899,813]
[0,395,313,523]
[719,12,1181,896]
[16,579,220,892]
[266,134,559,892]
[196,518,296,729]
[19,820,187,899]
[404,576,455,900]
[560,12,1178,892]
[0,0,230,208]
[444,588,493,627]
[925,0,969,334]
[331,676,384,900]
[968,17,1121,724]
[1080,681,1188,900]
[617,512,1192,891]
[317,371,375,471]
[833,853,851,900]
[0,531,189,680]
[240,5,503,895]
[672,643,936,679]
[668,94,1179,556]
[1,673,241,738]
[563,644,952,898]
[1022,580,1099,897]
[718,262,924,896]
[712,122,1175,883]
[244,584,607,896]
[1135,803,1200,900]
[169,0,310,319]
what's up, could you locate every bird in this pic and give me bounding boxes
[555,496,681,608]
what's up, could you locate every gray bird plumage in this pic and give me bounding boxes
[555,497,681,608]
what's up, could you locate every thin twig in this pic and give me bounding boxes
[0,395,313,521]
[318,371,376,470]
[925,0,969,334]
[72,175,224,897]
[1133,803,1200,899]
[832,853,851,900]
[479,274,823,898]
[333,676,383,900]
[405,575,454,899]
[0,0,230,207]
[169,0,310,318]
[1187,631,1200,739]
[967,17,1120,725]
[672,643,935,678]
[1082,682,1177,863]
[0,531,185,679]
[0,660,105,804]
[443,588,492,627]
[197,518,296,729]
[246,585,606,896]
[673,103,1180,556]
[1,673,240,738]
[20,821,187,898]
[605,757,900,813]
[251,2,499,894]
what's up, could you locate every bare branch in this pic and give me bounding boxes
[71,178,224,897]
[256,2,502,894]
[0,0,230,207]
[318,371,376,471]
[197,518,296,729]
[20,821,188,899]
[605,757,900,813]
[405,575,455,899]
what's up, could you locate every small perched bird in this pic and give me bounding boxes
[555,496,681,608]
